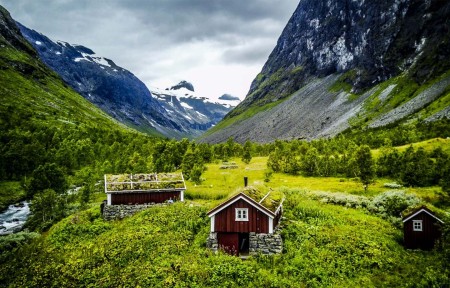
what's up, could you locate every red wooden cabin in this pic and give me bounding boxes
[402,206,444,250]
[207,191,283,255]
[104,173,186,205]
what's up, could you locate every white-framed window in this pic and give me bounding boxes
[413,220,423,231]
[235,208,249,221]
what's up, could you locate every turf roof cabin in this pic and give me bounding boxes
[104,173,186,205]
[402,206,444,250]
[206,187,284,256]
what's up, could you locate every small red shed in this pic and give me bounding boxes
[104,173,186,205]
[402,206,444,250]
[207,188,283,255]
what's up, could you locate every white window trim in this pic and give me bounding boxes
[235,208,249,221]
[413,220,423,231]
[210,215,215,232]
[268,218,273,234]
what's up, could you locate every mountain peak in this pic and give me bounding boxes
[170,80,195,92]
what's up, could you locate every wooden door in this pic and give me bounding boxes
[218,233,239,255]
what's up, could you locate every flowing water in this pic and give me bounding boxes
[0,201,30,235]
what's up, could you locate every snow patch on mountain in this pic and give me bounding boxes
[150,82,240,137]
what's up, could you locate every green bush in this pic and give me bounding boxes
[0,231,39,255]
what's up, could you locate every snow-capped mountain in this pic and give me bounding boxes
[17,23,238,138]
[151,81,239,137]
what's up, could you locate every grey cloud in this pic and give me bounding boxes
[222,39,275,64]
[0,0,298,98]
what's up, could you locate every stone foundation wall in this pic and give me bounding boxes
[206,232,218,252]
[206,232,283,255]
[103,203,167,220]
[249,232,283,255]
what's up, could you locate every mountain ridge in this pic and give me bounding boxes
[17,24,237,139]
[201,0,450,143]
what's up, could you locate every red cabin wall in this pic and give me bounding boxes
[404,213,442,250]
[111,191,180,205]
[214,199,269,233]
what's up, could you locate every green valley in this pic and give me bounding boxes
[1,1,450,287]
[1,155,450,287]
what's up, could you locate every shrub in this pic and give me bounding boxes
[383,183,403,189]
[369,190,421,218]
[0,231,40,255]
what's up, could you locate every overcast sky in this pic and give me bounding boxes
[0,0,298,100]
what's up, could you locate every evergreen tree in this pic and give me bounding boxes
[190,164,204,185]
[267,147,283,172]
[241,141,253,164]
[354,145,375,191]
[181,147,196,179]
[400,147,433,187]
[26,189,66,231]
[28,163,68,196]
[302,147,320,176]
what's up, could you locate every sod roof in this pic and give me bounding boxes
[104,173,186,193]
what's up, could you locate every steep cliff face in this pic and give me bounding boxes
[0,6,36,56]
[237,0,450,113]
[201,0,450,143]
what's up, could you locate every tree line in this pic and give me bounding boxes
[1,111,450,231]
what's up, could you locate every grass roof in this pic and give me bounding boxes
[241,186,284,213]
[105,173,186,192]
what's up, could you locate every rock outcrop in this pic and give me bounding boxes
[202,0,450,143]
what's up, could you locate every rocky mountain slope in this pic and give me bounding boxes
[201,0,450,143]
[17,25,237,139]
[151,81,239,138]
[17,23,184,137]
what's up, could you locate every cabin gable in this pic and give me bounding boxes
[206,189,284,256]
[403,208,444,250]
[214,199,271,234]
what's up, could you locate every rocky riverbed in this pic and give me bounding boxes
[0,201,30,235]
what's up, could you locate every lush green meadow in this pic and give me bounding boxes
[186,156,444,207]
[1,156,449,287]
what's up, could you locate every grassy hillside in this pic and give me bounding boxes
[0,10,164,218]
[372,138,450,158]
[1,156,449,286]
[0,35,128,133]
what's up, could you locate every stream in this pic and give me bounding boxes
[0,201,30,235]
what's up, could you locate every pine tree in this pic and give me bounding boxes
[354,145,375,192]
[241,141,253,164]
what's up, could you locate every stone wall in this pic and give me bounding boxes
[103,203,167,221]
[206,232,218,252]
[206,232,283,255]
[249,232,283,255]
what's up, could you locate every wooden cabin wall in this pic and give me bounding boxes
[214,199,269,233]
[404,213,442,250]
[111,191,180,205]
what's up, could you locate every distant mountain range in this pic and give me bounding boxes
[200,0,450,143]
[150,81,240,137]
[17,24,239,139]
